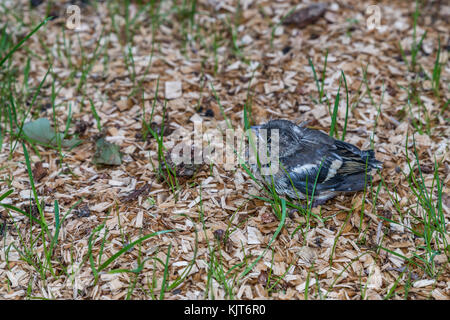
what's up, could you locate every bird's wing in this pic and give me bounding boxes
[280,129,378,195]
[280,142,340,194]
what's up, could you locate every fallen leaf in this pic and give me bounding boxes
[20,118,82,149]
[283,3,327,28]
[92,138,122,165]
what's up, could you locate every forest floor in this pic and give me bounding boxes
[0,0,449,300]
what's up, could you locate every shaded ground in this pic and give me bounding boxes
[0,0,449,299]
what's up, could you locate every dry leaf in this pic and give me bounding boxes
[283,3,327,28]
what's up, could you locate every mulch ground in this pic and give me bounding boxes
[0,0,449,299]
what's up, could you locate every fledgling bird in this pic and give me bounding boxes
[248,119,382,206]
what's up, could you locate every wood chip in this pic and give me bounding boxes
[247,226,263,245]
[165,81,182,100]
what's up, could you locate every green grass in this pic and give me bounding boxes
[199,87,296,298]
[141,78,181,198]
[418,36,445,102]
[2,142,79,286]
[340,71,350,141]
[397,0,444,133]
[0,5,183,298]
[0,17,51,155]
[1,141,177,297]
[309,49,329,104]
[0,18,51,67]
[269,7,296,48]
[329,76,341,138]
[197,188,242,299]
[398,0,427,74]
[309,53,352,143]
[75,29,105,95]
[374,132,448,281]
[88,96,102,132]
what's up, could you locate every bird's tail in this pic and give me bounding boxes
[334,140,383,171]
[362,149,383,170]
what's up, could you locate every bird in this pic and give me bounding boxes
[248,119,382,206]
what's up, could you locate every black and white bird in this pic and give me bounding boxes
[249,119,382,206]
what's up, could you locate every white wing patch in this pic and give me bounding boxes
[324,159,343,181]
[292,163,317,176]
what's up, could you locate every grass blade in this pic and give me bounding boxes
[0,17,51,67]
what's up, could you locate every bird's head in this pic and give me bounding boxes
[250,119,302,158]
